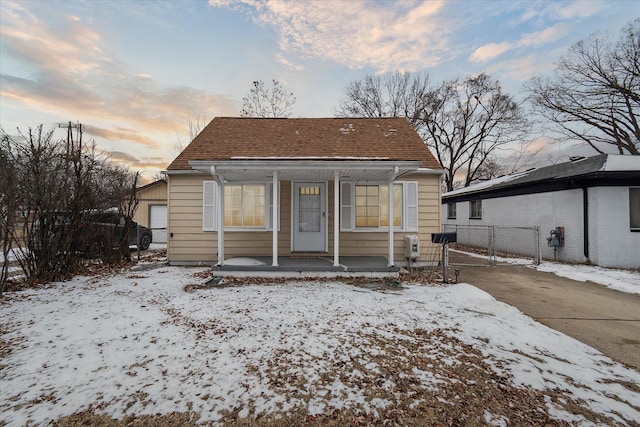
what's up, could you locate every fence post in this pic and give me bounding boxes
[534,225,541,265]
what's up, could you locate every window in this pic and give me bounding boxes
[631,188,640,231]
[203,181,275,231]
[341,181,418,231]
[470,200,482,219]
[447,203,457,219]
[355,184,402,228]
[225,185,265,228]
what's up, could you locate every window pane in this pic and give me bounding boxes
[470,200,482,219]
[355,185,380,228]
[631,188,640,229]
[223,184,265,228]
[380,186,388,226]
[448,203,456,219]
[379,184,403,228]
[394,184,403,227]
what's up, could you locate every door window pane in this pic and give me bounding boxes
[299,186,321,232]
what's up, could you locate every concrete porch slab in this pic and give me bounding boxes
[212,256,400,278]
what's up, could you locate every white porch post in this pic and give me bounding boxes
[272,171,279,267]
[388,179,394,267]
[217,173,225,266]
[333,171,340,267]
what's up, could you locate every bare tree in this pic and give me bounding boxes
[422,74,531,191]
[335,70,431,133]
[240,80,296,118]
[171,115,209,158]
[0,123,141,285]
[527,19,640,155]
[336,71,532,191]
[0,137,19,293]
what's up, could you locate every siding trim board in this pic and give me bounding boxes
[442,172,639,204]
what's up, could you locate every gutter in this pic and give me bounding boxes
[583,187,589,259]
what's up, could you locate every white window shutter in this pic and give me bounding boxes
[203,181,217,231]
[341,182,353,231]
[405,181,418,232]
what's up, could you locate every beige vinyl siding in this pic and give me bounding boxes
[167,172,442,264]
[133,181,167,227]
[168,175,293,263]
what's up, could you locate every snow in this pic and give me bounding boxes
[1,262,639,425]
[602,154,640,171]
[442,171,531,197]
[452,248,640,295]
[535,261,640,295]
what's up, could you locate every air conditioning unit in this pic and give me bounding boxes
[404,235,419,260]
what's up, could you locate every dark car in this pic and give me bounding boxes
[34,211,152,257]
[81,212,152,251]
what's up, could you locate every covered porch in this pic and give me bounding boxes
[190,159,423,271]
[212,255,400,278]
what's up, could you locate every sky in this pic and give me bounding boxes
[1,0,638,182]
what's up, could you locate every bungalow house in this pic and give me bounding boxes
[164,117,444,272]
[442,154,640,269]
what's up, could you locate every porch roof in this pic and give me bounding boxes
[188,159,425,182]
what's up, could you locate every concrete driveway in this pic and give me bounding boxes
[450,252,640,371]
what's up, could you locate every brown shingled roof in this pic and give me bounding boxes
[166,117,441,170]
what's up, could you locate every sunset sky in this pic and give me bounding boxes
[1,0,637,182]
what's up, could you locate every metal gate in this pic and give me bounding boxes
[442,224,541,266]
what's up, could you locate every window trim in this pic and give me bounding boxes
[203,180,277,232]
[341,181,418,232]
[447,202,457,219]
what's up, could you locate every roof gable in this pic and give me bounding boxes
[167,117,441,170]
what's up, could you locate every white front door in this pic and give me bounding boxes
[293,182,326,252]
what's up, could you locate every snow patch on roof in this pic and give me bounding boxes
[602,154,640,171]
[443,170,532,197]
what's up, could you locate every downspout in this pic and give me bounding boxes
[583,187,589,260]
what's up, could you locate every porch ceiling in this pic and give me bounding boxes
[189,159,422,182]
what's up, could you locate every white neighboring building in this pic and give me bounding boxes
[442,155,640,269]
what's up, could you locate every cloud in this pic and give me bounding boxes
[555,0,607,19]
[209,0,456,72]
[84,125,159,148]
[485,54,542,82]
[469,42,513,63]
[0,2,236,150]
[517,23,569,47]
[107,151,141,164]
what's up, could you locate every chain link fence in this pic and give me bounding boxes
[150,228,167,244]
[442,224,541,265]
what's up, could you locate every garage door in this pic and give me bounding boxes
[149,205,167,243]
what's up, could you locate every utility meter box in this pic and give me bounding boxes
[404,235,420,260]
[547,227,565,248]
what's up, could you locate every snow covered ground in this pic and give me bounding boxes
[452,248,640,296]
[534,261,640,295]
[1,256,639,426]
